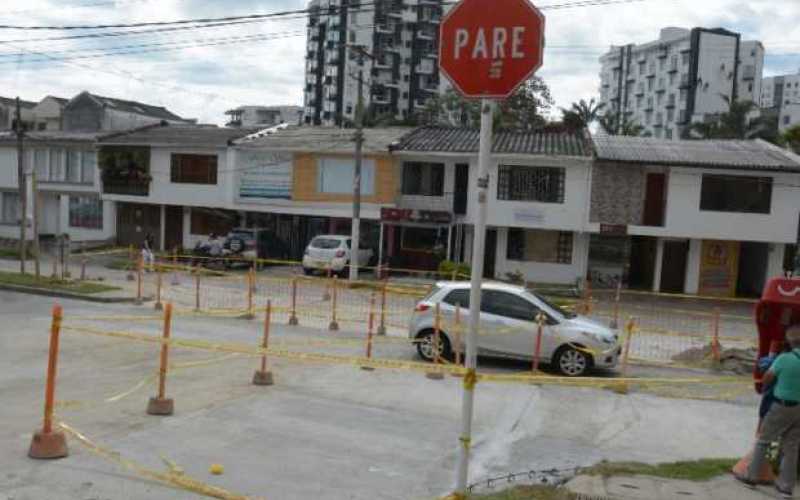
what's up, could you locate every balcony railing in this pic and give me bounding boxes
[103,179,149,196]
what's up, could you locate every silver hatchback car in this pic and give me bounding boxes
[409,282,620,376]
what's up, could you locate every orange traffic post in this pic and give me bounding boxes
[194,268,201,312]
[242,268,255,320]
[147,303,174,415]
[322,268,332,301]
[253,300,275,386]
[361,294,377,371]
[29,304,68,459]
[135,255,144,305]
[126,244,135,281]
[377,279,388,336]
[532,313,545,374]
[154,264,163,311]
[426,303,445,380]
[288,276,299,326]
[711,307,721,363]
[328,276,339,331]
[611,280,621,329]
[615,317,636,395]
[170,247,180,286]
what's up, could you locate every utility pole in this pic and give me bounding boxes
[349,68,364,282]
[14,97,27,274]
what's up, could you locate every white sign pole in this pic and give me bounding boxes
[455,98,494,496]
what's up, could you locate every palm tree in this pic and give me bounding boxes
[688,97,774,140]
[558,98,605,130]
[782,124,800,153]
[598,112,645,136]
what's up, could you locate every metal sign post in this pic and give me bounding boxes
[455,98,494,495]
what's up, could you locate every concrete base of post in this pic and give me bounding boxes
[322,292,331,302]
[288,315,299,326]
[360,365,375,371]
[426,371,445,380]
[154,302,163,311]
[252,370,274,386]
[126,272,135,282]
[146,397,174,416]
[376,325,386,336]
[240,313,255,320]
[328,321,339,331]
[28,430,68,459]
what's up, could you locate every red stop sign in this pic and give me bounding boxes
[439,0,545,99]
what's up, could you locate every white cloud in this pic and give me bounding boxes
[1,0,798,125]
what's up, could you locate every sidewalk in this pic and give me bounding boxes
[566,474,784,499]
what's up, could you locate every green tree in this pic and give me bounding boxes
[559,98,604,129]
[411,76,554,131]
[782,124,800,153]
[598,112,645,136]
[687,97,777,141]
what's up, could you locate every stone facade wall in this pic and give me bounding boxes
[589,161,646,225]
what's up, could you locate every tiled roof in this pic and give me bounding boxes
[0,131,100,144]
[234,126,413,154]
[98,123,254,147]
[391,126,592,157]
[71,92,187,122]
[593,135,800,172]
[0,96,37,108]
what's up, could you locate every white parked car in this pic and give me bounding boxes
[409,282,620,376]
[302,235,374,276]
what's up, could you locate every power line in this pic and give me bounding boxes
[0,0,650,31]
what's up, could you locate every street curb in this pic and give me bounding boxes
[0,283,148,304]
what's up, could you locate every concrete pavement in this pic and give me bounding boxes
[566,473,789,499]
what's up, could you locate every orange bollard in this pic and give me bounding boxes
[532,313,545,373]
[711,307,721,363]
[147,303,174,415]
[242,268,255,320]
[361,294,377,371]
[194,268,201,312]
[377,279,388,336]
[170,247,180,286]
[29,304,68,459]
[135,255,144,305]
[253,301,275,386]
[322,267,332,301]
[614,317,636,394]
[288,277,299,326]
[154,264,163,311]
[328,276,339,331]
[426,303,445,380]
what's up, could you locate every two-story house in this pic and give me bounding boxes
[232,126,410,260]
[391,126,594,283]
[590,135,800,297]
[97,124,252,251]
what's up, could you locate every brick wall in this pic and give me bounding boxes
[590,161,646,225]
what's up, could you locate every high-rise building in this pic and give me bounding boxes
[598,27,764,140]
[303,0,444,127]
[761,71,800,133]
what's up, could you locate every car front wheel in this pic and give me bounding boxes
[415,330,451,362]
[554,345,591,377]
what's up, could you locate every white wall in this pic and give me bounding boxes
[494,228,589,285]
[625,166,800,244]
[693,31,738,117]
[59,196,116,243]
[685,238,702,294]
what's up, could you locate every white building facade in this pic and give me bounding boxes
[761,72,800,133]
[598,27,764,140]
[303,0,444,126]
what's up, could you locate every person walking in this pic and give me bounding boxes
[737,324,800,498]
[141,233,155,271]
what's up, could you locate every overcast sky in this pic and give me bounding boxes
[1,0,799,125]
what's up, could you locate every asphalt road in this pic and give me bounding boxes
[0,291,761,500]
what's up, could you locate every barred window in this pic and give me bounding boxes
[497,165,565,203]
[507,229,573,264]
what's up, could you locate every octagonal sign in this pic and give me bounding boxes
[439,0,545,99]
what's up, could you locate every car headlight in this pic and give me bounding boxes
[581,331,615,345]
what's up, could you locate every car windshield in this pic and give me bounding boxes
[528,291,577,319]
[311,238,342,250]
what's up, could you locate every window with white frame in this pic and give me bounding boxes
[81,150,96,184]
[506,228,573,264]
[497,165,565,203]
[68,196,103,230]
[66,150,81,183]
[1,192,20,224]
[48,149,64,182]
[317,157,375,195]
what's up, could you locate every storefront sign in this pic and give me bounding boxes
[513,208,544,224]
[381,208,452,224]
[238,151,292,200]
[699,240,740,297]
